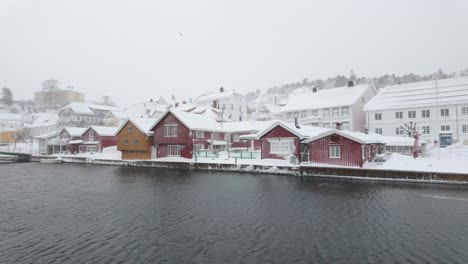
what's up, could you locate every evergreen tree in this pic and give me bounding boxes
[1,87,13,106]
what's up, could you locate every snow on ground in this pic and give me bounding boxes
[364,144,468,173]
[58,146,122,160]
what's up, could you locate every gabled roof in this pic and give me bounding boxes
[256,121,332,139]
[221,120,276,133]
[82,126,119,137]
[34,131,60,139]
[364,76,468,111]
[195,89,242,102]
[302,130,384,145]
[24,113,59,128]
[115,117,157,136]
[150,109,224,132]
[123,101,168,119]
[60,127,87,137]
[280,84,375,112]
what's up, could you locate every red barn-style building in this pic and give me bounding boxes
[151,110,226,159]
[57,127,87,154]
[303,130,383,167]
[255,122,331,162]
[81,126,118,153]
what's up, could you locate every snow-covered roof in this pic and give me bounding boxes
[68,140,84,144]
[280,84,373,112]
[25,113,59,128]
[303,130,384,144]
[0,113,22,121]
[256,121,333,139]
[124,101,168,119]
[61,127,87,137]
[59,102,122,115]
[34,131,60,139]
[221,120,276,133]
[195,89,241,102]
[175,103,231,122]
[364,76,468,111]
[85,126,119,137]
[367,133,427,146]
[152,109,224,132]
[115,117,158,136]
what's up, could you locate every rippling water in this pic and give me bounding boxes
[1,163,468,263]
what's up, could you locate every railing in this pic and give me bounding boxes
[194,150,260,160]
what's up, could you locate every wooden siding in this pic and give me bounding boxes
[116,121,152,160]
[82,128,117,152]
[260,125,300,160]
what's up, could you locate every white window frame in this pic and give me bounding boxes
[332,108,340,117]
[194,144,204,152]
[395,112,403,119]
[163,124,178,137]
[375,128,383,135]
[441,125,450,131]
[462,124,468,134]
[86,145,97,153]
[421,126,431,135]
[329,145,341,158]
[375,113,382,120]
[462,107,468,116]
[441,108,449,117]
[89,130,95,141]
[341,107,349,117]
[167,145,181,156]
[301,111,307,119]
[408,111,416,119]
[128,125,133,133]
[422,110,430,118]
[342,122,350,130]
[211,132,220,140]
[269,138,293,155]
[395,127,404,136]
[323,109,330,118]
[195,130,204,139]
[312,109,318,117]
[233,135,240,142]
[134,138,139,146]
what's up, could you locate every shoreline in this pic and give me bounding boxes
[32,155,468,186]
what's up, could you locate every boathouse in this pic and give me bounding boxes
[115,118,157,160]
[58,127,87,154]
[81,126,118,153]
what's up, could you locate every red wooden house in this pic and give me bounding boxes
[255,122,331,162]
[57,127,87,154]
[222,121,274,151]
[81,126,118,153]
[151,110,226,159]
[303,130,383,167]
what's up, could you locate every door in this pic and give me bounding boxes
[300,143,309,163]
[151,146,157,159]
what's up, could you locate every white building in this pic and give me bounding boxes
[364,77,468,145]
[0,113,23,131]
[280,82,377,132]
[195,87,248,122]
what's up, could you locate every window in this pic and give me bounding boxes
[77,116,81,121]
[269,139,292,155]
[421,126,431,135]
[129,150,134,155]
[441,108,449,117]
[233,135,240,142]
[72,116,77,121]
[342,122,350,130]
[395,112,403,119]
[329,146,341,158]
[462,107,468,116]
[222,104,226,110]
[194,144,204,152]
[395,127,404,136]
[311,123,319,127]
[293,112,299,118]
[441,125,450,131]
[86,145,97,153]
[332,108,340,117]
[323,123,331,128]
[341,107,349,117]
[138,150,144,155]
[287,112,292,120]
[375,128,383,135]
[408,111,416,119]
[124,138,128,145]
[134,138,139,146]
[422,110,430,118]
[375,113,382,120]
[85,117,91,122]
[89,130,95,141]
[301,111,307,118]
[312,109,318,117]
[323,109,330,118]
[163,124,178,137]
[211,132,220,140]
[167,145,181,156]
[195,130,204,139]
[128,125,133,133]
[231,104,234,110]
[462,124,468,134]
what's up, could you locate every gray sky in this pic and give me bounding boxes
[1,0,468,106]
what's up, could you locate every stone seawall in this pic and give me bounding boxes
[32,156,468,185]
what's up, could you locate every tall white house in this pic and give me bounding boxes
[195,87,247,121]
[280,82,377,132]
[364,77,468,145]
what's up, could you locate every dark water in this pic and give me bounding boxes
[1,163,468,263]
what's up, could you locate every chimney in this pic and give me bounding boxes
[220,87,225,93]
[348,80,355,87]
[182,100,186,104]
[364,128,369,134]
[295,118,300,129]
[335,122,342,131]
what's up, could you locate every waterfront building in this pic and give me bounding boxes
[280,82,377,132]
[24,113,60,137]
[115,118,157,160]
[364,76,468,146]
[57,102,123,128]
[81,126,118,153]
[57,127,87,154]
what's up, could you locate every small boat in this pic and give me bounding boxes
[40,158,63,164]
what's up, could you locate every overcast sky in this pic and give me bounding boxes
[1,0,468,106]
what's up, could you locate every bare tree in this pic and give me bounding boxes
[400,121,418,137]
[98,95,116,106]
[41,79,60,91]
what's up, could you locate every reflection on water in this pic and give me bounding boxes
[1,163,468,263]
